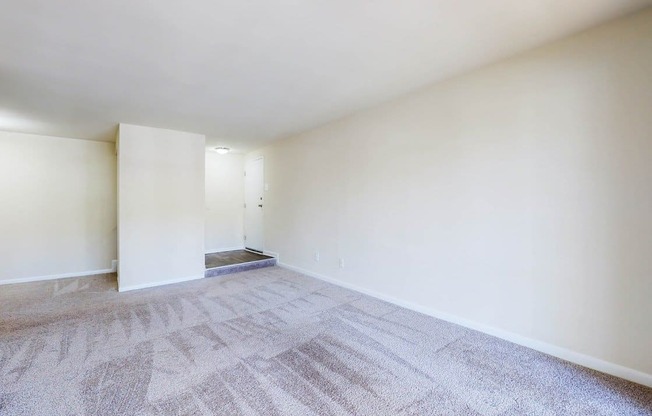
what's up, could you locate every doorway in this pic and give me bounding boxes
[244,157,264,252]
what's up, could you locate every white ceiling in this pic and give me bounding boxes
[1,0,650,152]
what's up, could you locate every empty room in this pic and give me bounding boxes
[1,1,651,415]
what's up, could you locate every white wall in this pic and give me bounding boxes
[205,152,244,252]
[247,10,652,383]
[0,131,116,283]
[117,124,205,291]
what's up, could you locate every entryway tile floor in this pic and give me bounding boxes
[204,249,276,277]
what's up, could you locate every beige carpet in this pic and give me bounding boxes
[1,267,650,415]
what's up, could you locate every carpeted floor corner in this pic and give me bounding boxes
[1,267,651,415]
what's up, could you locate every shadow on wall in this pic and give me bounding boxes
[594,42,651,372]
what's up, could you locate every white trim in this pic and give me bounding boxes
[263,250,279,259]
[118,274,203,292]
[205,246,245,254]
[277,262,652,388]
[0,263,118,286]
[246,155,264,163]
[244,248,263,254]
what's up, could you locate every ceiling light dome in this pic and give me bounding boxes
[213,147,230,155]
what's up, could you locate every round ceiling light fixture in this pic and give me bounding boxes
[213,147,230,155]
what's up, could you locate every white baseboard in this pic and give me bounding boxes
[0,262,118,286]
[205,246,245,254]
[263,250,279,259]
[118,274,203,292]
[277,262,652,388]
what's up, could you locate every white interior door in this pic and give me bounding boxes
[244,158,264,252]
